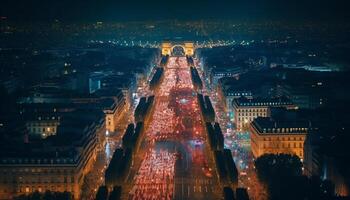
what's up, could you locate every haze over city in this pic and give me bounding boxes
[0,1,350,200]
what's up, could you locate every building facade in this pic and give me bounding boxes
[206,67,242,87]
[250,117,308,159]
[217,86,253,112]
[0,113,105,199]
[103,95,127,133]
[233,97,296,131]
[25,115,60,138]
[161,41,195,56]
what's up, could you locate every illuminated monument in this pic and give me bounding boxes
[161,41,195,56]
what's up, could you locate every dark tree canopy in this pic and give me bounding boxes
[254,154,336,200]
[254,153,302,183]
[96,185,108,200]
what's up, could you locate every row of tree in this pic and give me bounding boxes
[105,148,132,187]
[134,95,154,122]
[95,185,121,200]
[206,122,224,151]
[223,187,250,200]
[105,94,155,189]
[186,56,194,66]
[149,67,164,90]
[190,67,203,90]
[160,55,169,67]
[197,93,215,122]
[205,121,238,187]
[223,149,239,186]
[214,149,238,186]
[122,122,144,153]
[197,92,247,199]
[105,121,146,187]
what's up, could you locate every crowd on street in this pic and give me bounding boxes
[129,150,176,200]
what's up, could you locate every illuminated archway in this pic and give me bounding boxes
[171,45,186,56]
[161,41,195,56]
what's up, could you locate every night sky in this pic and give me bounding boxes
[1,0,350,22]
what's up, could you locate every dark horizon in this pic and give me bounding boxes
[1,0,350,23]
[1,1,350,200]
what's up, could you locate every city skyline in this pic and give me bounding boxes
[1,1,350,200]
[1,0,350,22]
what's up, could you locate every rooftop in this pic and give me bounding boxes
[0,110,104,165]
[252,117,310,134]
[233,96,293,107]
